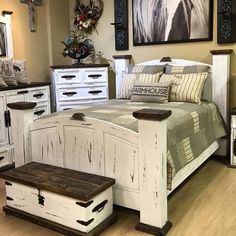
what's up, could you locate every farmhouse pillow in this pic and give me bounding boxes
[1,59,18,86]
[13,60,30,84]
[131,82,171,103]
[0,60,8,87]
[159,72,208,103]
[128,64,166,74]
[118,72,161,99]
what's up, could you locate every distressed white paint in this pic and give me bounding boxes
[0,14,14,58]
[51,67,109,112]
[5,181,113,233]
[230,116,236,166]
[138,119,168,227]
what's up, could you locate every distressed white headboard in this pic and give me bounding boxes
[113,50,233,127]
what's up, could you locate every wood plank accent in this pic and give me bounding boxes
[230,107,236,115]
[7,102,37,110]
[133,109,172,121]
[0,163,14,173]
[3,206,117,236]
[210,49,233,55]
[0,82,51,92]
[0,162,115,201]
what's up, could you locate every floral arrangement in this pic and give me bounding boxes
[61,31,95,62]
[74,0,104,33]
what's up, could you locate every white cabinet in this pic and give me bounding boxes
[51,64,109,112]
[0,83,51,170]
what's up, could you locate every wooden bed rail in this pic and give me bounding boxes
[133,109,172,235]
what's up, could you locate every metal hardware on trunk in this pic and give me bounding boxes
[5,181,12,186]
[76,218,94,226]
[92,200,108,213]
[6,196,13,201]
[76,200,94,208]
[0,156,4,161]
[38,190,45,206]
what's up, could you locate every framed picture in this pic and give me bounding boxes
[0,22,7,56]
[132,0,213,45]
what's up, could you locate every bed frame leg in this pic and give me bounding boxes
[7,102,36,167]
[133,109,172,235]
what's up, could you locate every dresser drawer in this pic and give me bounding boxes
[29,88,48,103]
[0,149,10,167]
[84,69,108,84]
[58,86,108,101]
[57,70,82,84]
[33,103,50,119]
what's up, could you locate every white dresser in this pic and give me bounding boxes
[51,64,109,112]
[0,83,51,171]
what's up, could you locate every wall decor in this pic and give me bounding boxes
[0,23,7,56]
[20,0,42,32]
[132,0,213,45]
[217,0,236,43]
[111,0,129,50]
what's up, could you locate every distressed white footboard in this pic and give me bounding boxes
[8,102,172,235]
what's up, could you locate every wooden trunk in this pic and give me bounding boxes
[0,162,116,235]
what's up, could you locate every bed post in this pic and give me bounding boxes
[133,109,172,236]
[7,102,36,167]
[113,55,132,97]
[210,49,233,156]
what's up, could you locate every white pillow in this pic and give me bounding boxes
[118,72,161,99]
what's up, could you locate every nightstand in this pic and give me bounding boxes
[230,107,236,166]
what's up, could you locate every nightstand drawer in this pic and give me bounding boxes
[84,69,108,84]
[58,86,108,101]
[33,103,50,119]
[57,70,82,84]
[29,88,48,102]
[0,149,10,167]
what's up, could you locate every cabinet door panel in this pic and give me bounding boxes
[0,94,8,146]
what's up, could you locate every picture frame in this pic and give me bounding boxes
[0,22,7,57]
[0,14,14,58]
[132,0,213,46]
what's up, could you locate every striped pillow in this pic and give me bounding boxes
[118,72,161,99]
[128,64,165,74]
[165,65,210,74]
[159,72,208,103]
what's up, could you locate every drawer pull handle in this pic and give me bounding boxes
[76,200,94,208]
[33,93,44,98]
[6,196,13,201]
[17,90,28,94]
[5,181,12,186]
[88,90,102,95]
[88,74,102,79]
[0,156,4,161]
[34,110,45,116]
[63,108,72,111]
[62,92,77,96]
[61,75,76,80]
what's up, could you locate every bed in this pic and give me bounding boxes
[8,50,232,235]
